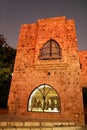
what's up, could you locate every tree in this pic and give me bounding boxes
[0,34,16,108]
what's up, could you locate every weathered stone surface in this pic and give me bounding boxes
[8,16,87,125]
[0,121,86,130]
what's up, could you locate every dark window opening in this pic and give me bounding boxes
[39,39,62,60]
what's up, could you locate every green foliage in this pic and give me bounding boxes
[0,34,16,108]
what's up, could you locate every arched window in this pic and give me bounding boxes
[28,84,61,112]
[39,39,62,60]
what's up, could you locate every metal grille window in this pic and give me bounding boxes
[39,39,62,60]
[28,85,61,112]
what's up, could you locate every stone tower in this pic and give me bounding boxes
[8,16,86,125]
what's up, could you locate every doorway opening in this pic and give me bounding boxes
[82,87,87,124]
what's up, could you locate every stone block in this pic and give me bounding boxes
[16,128,30,130]
[41,122,53,127]
[31,128,41,130]
[24,122,40,127]
[3,127,16,130]
[8,122,24,127]
[0,122,8,126]
[41,128,53,130]
[53,127,63,130]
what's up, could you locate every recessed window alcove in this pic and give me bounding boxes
[39,39,62,60]
[28,84,61,112]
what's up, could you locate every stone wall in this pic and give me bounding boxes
[0,121,85,130]
[8,16,85,125]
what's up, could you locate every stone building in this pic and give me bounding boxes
[8,16,87,125]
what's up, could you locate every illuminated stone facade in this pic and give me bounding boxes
[8,16,87,125]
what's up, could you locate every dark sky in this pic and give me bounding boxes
[0,0,87,50]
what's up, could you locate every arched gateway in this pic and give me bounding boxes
[28,84,61,112]
[8,16,87,125]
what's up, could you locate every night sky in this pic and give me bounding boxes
[0,0,87,50]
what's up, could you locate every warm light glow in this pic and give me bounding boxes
[28,84,61,112]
